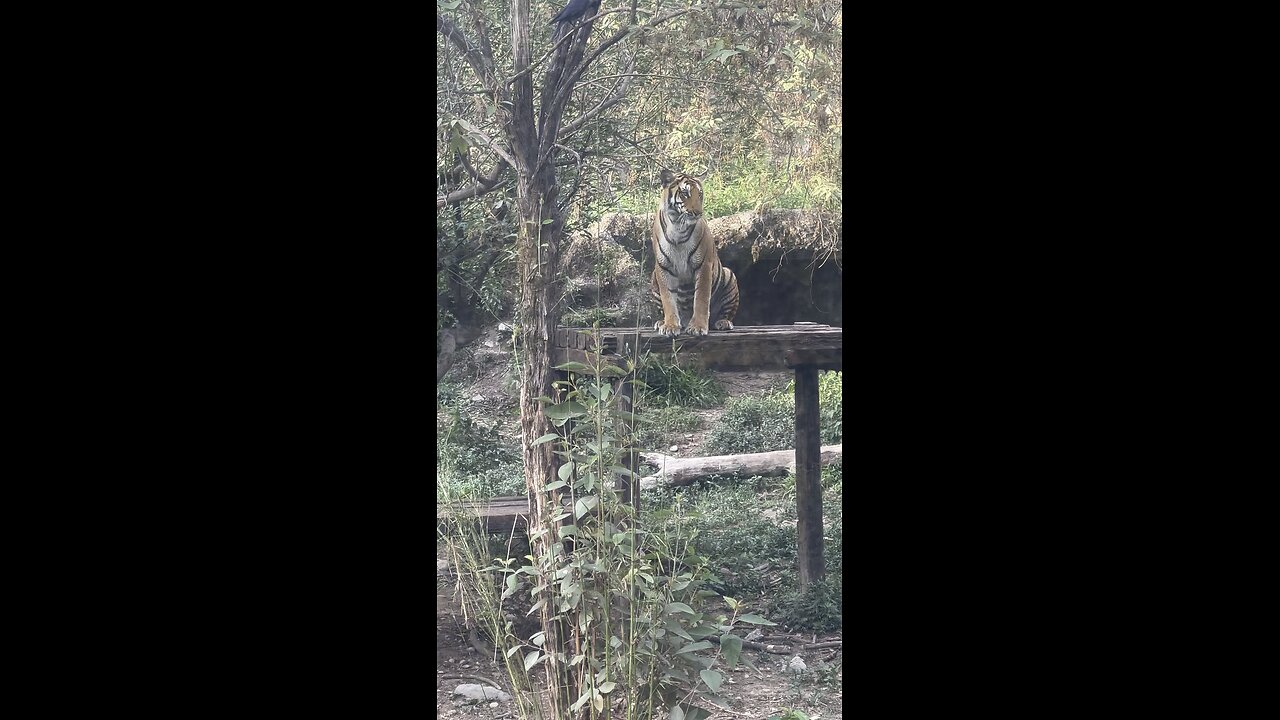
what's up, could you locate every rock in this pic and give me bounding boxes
[787,655,807,675]
[745,629,764,642]
[669,445,679,452]
[472,394,484,402]
[489,702,499,708]
[452,684,513,703]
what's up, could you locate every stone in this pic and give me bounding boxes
[452,684,513,703]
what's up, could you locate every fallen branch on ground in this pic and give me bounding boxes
[639,444,842,489]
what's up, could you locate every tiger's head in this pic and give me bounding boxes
[660,168,704,217]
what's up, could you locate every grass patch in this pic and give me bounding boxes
[703,391,796,455]
[437,404,524,499]
[643,463,843,633]
[635,356,726,408]
[633,405,704,451]
[705,371,841,455]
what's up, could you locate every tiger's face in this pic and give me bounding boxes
[660,169,704,217]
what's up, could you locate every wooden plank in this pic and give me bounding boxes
[794,366,826,586]
[555,325,842,371]
[785,348,843,370]
[437,495,533,535]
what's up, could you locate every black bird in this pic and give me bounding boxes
[549,0,597,25]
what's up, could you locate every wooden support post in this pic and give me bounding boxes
[794,365,825,587]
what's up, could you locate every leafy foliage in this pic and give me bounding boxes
[636,356,726,409]
[703,391,796,455]
[463,353,782,719]
[437,402,524,499]
[634,406,704,451]
[769,577,841,633]
[705,371,840,455]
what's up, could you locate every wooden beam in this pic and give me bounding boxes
[437,495,533,535]
[785,348,842,371]
[794,366,826,586]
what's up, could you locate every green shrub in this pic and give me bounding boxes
[646,482,797,598]
[633,405,703,450]
[635,357,725,408]
[562,305,626,328]
[785,370,841,444]
[706,372,841,454]
[704,391,796,455]
[770,577,842,633]
[438,408,524,499]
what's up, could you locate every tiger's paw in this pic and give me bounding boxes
[655,320,682,338]
[714,319,735,331]
[686,322,709,337]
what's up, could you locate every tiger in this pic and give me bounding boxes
[650,169,739,338]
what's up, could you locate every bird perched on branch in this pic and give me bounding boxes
[550,0,599,26]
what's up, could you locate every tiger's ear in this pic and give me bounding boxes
[660,168,675,186]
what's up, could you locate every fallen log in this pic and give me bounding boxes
[639,444,842,489]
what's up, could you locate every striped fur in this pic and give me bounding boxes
[650,169,739,337]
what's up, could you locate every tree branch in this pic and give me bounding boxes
[560,52,637,139]
[437,159,510,209]
[436,13,498,92]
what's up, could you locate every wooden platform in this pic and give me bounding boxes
[437,495,531,535]
[553,323,842,371]
[443,323,842,586]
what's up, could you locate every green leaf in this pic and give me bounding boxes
[557,524,578,538]
[532,433,560,446]
[558,462,575,482]
[599,681,617,694]
[506,645,522,658]
[724,596,738,610]
[669,706,685,720]
[524,650,542,671]
[675,640,714,654]
[574,495,599,519]
[666,602,696,615]
[554,361,594,373]
[719,633,743,669]
[664,620,693,641]
[699,669,723,692]
[675,703,712,720]
[544,401,588,420]
[736,613,777,625]
[686,625,717,639]
[544,480,568,491]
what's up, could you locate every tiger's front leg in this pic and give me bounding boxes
[653,274,683,338]
[686,269,711,337]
